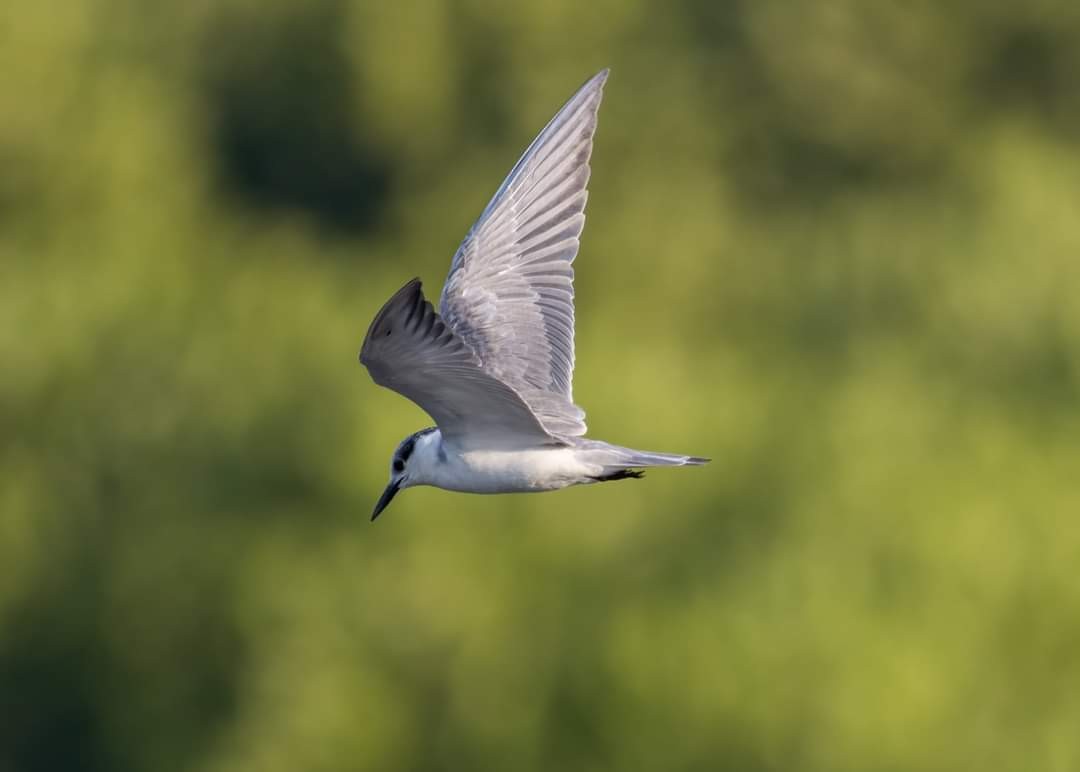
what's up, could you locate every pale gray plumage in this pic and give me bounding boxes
[360,278,555,449]
[358,69,708,521]
[439,69,608,438]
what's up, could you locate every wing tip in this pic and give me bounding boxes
[386,276,425,307]
[359,277,427,364]
[581,68,609,100]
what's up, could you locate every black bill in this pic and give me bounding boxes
[371,481,400,521]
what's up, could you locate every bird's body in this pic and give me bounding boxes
[398,429,592,494]
[360,69,707,520]
[392,429,703,496]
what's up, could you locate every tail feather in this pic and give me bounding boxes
[609,449,709,468]
[574,439,710,478]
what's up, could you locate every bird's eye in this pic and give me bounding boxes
[393,459,404,473]
[385,328,392,337]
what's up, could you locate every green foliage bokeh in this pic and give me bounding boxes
[3,2,1079,770]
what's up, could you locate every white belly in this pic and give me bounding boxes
[432,446,596,494]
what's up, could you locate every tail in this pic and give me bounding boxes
[575,440,709,482]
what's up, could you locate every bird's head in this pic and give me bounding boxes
[371,427,438,521]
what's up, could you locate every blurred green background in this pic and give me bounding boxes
[3,1,1080,770]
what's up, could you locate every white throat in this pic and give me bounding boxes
[400,428,446,488]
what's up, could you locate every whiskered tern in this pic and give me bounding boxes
[360,69,707,521]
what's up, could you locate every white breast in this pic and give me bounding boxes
[434,446,596,494]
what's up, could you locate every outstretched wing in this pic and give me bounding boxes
[439,69,608,439]
[360,279,558,449]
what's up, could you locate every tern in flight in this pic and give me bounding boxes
[360,69,707,520]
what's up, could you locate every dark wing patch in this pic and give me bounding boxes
[360,279,559,449]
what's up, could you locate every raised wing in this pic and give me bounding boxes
[360,279,558,449]
[439,69,608,438]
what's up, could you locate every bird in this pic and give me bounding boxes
[359,69,708,521]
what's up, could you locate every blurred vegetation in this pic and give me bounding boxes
[3,1,1080,770]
